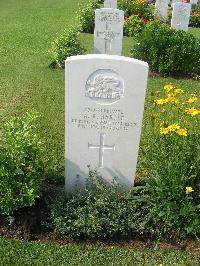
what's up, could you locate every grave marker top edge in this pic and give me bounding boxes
[65,54,149,69]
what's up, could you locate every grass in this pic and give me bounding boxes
[0,237,200,266]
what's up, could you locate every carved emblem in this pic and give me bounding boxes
[85,69,124,105]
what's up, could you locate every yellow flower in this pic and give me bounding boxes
[166,97,179,104]
[185,107,200,116]
[186,187,194,194]
[160,127,170,135]
[164,84,174,92]
[174,88,184,94]
[167,92,177,97]
[167,124,181,132]
[165,93,179,104]
[154,98,167,105]
[176,128,188,137]
[187,95,197,103]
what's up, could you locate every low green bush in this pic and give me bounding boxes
[50,165,200,239]
[76,0,101,34]
[50,169,151,239]
[131,21,200,76]
[51,27,86,68]
[124,15,146,37]
[0,112,45,215]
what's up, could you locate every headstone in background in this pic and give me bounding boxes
[94,8,124,55]
[65,54,149,192]
[155,0,169,21]
[171,2,191,31]
[104,0,117,9]
[190,0,198,5]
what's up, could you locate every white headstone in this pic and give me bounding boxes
[65,54,149,191]
[171,2,191,31]
[94,8,124,55]
[155,0,169,21]
[190,0,197,5]
[104,0,117,8]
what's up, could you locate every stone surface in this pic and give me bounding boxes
[190,0,198,5]
[172,0,183,3]
[104,0,117,8]
[94,8,124,55]
[171,2,191,31]
[155,0,169,21]
[65,54,149,191]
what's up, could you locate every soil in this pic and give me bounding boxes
[0,183,200,253]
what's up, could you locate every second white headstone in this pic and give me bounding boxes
[171,2,191,31]
[94,8,124,55]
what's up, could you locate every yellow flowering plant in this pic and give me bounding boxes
[138,83,200,237]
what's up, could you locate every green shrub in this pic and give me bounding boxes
[124,15,146,37]
[131,21,200,76]
[76,0,101,34]
[0,112,45,215]
[50,169,151,239]
[51,27,86,68]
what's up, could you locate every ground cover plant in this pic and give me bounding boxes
[0,0,200,263]
[50,169,151,239]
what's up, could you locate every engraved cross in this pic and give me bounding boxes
[97,23,120,54]
[88,133,115,168]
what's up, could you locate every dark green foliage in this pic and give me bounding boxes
[0,112,45,215]
[50,169,151,239]
[131,21,200,76]
[76,0,101,34]
[51,27,86,68]
[124,15,146,37]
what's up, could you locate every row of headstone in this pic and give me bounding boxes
[155,0,191,31]
[65,0,149,191]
